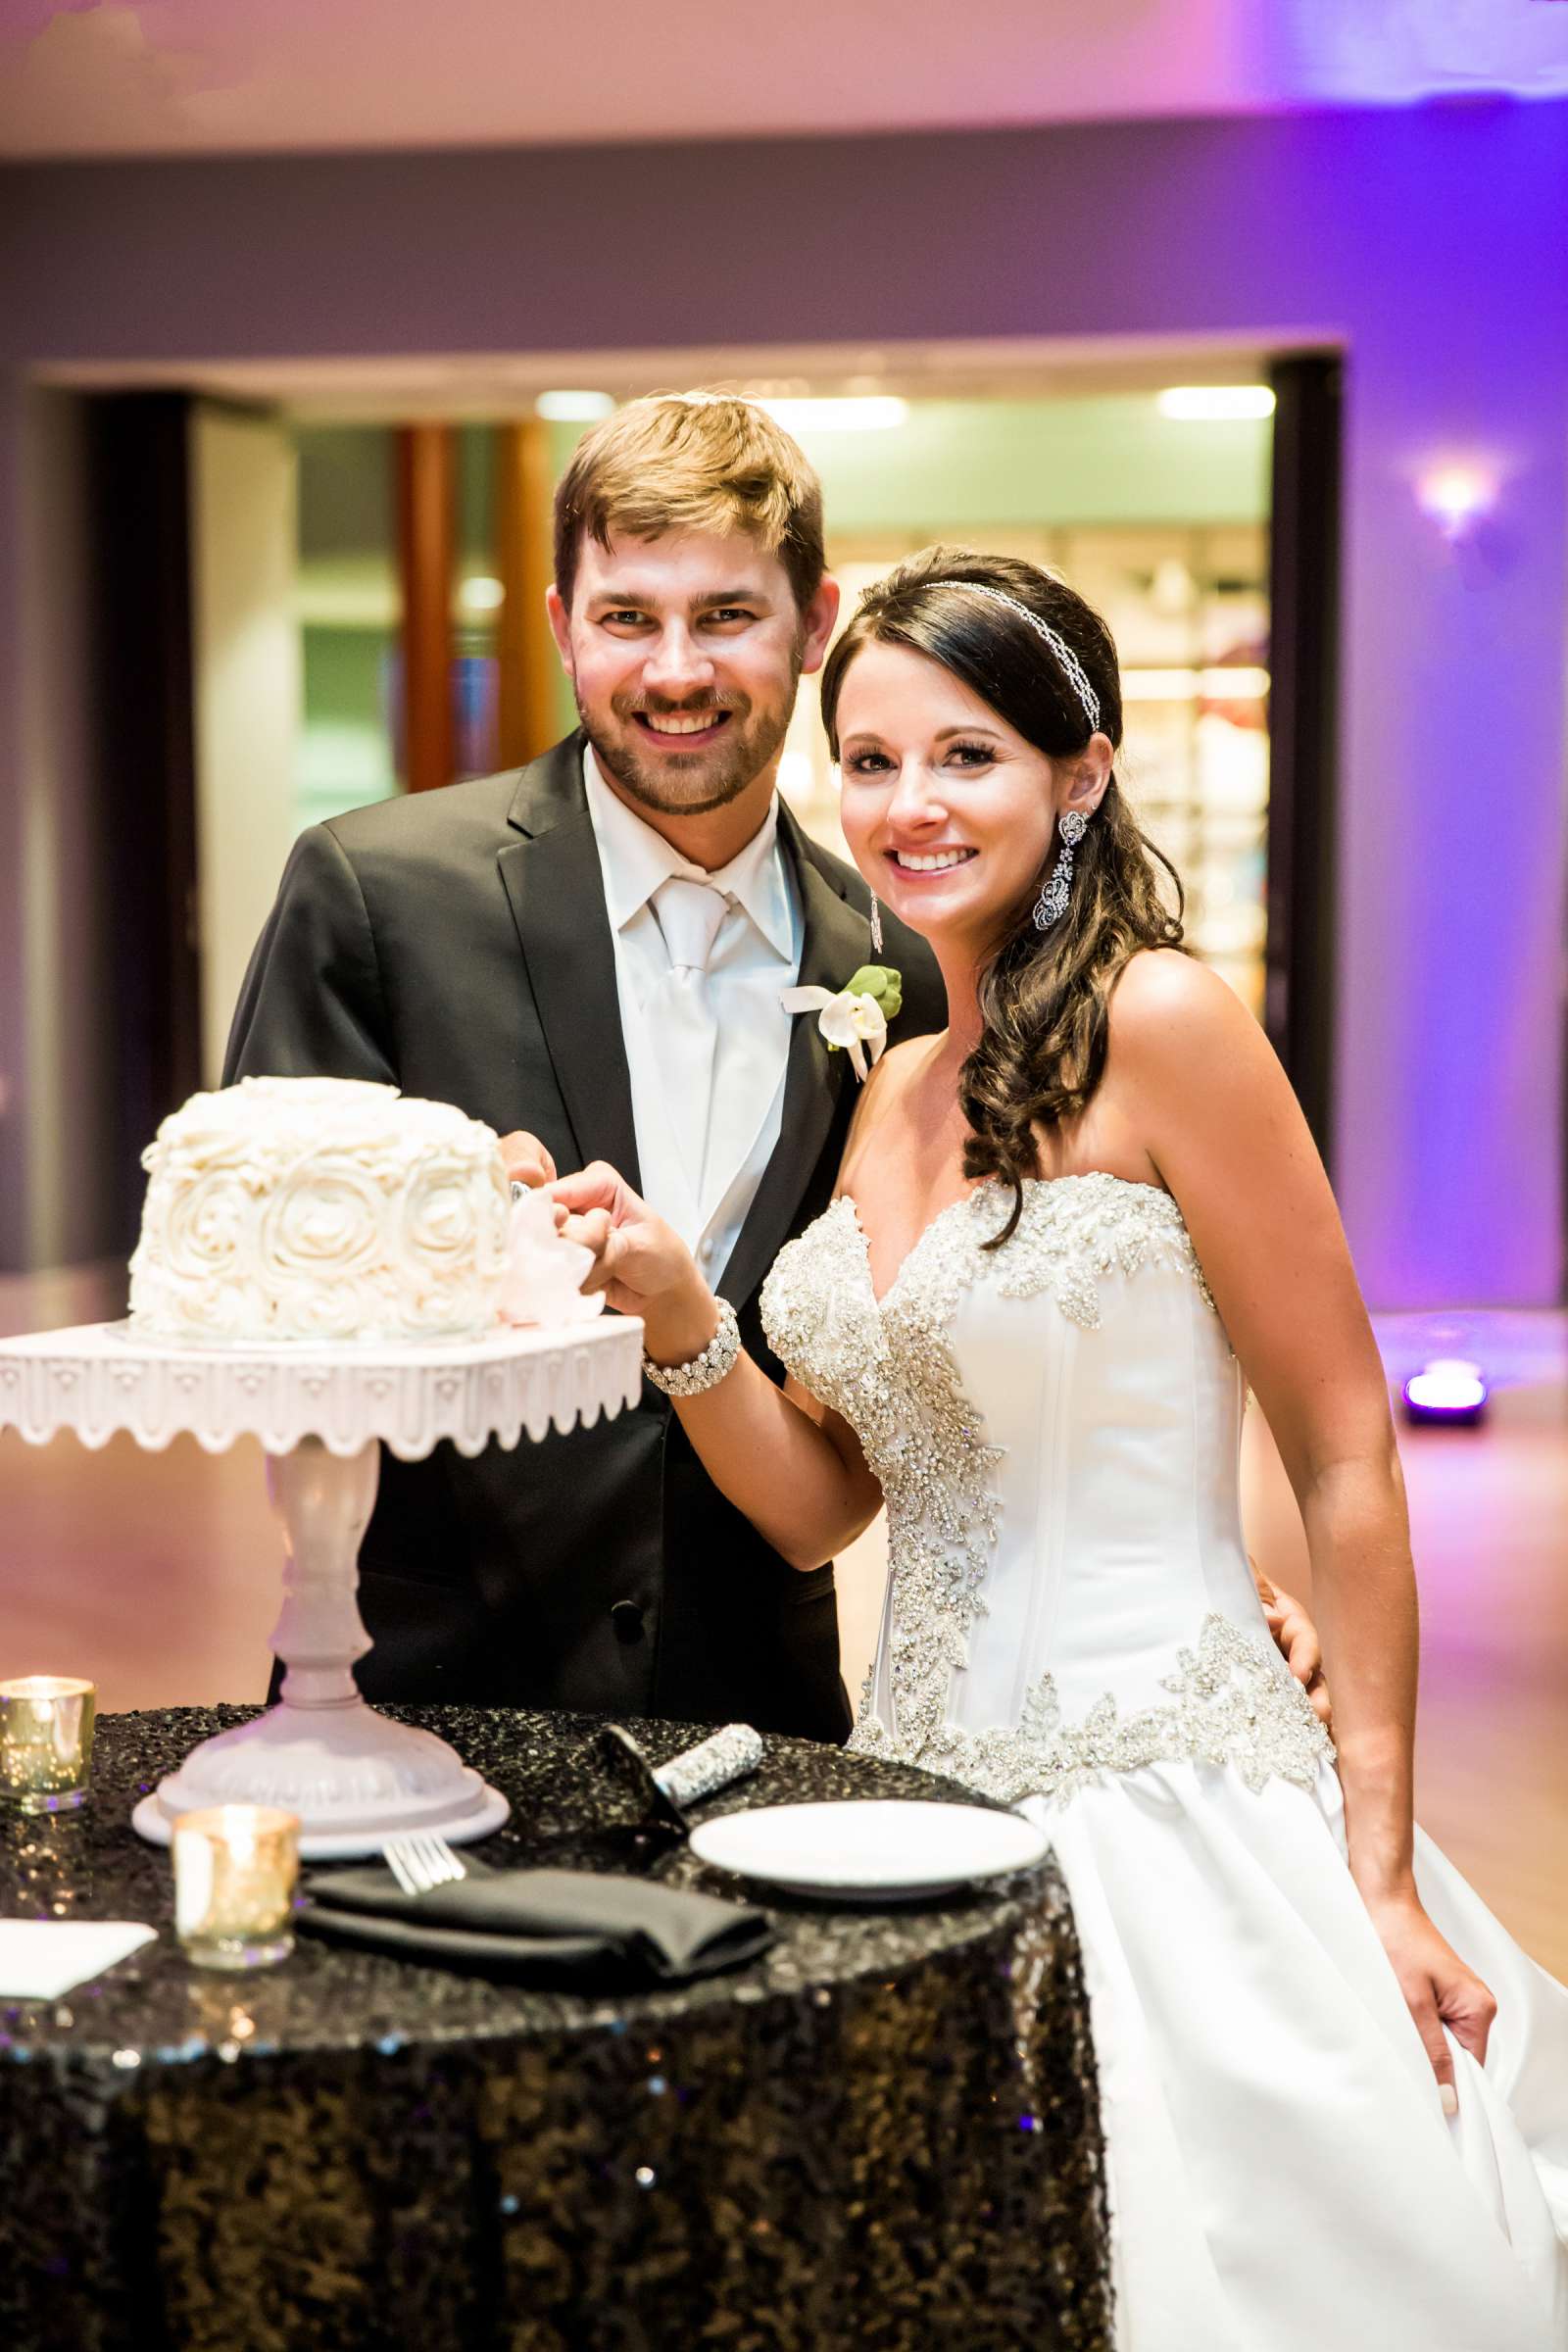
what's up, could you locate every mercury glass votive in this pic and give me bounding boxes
[0,1677,97,1812]
[172,1805,300,1971]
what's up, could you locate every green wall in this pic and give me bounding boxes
[297,625,397,827]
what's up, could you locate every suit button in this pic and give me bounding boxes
[610,1599,645,1644]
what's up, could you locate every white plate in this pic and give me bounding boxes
[688,1798,1050,1902]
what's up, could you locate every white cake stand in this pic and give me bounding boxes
[0,1316,644,1857]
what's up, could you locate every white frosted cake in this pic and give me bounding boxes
[127,1077,512,1345]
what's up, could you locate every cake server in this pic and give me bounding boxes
[601,1722,765,1832]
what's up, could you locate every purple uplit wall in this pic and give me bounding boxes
[0,102,1565,1301]
[1250,0,1568,107]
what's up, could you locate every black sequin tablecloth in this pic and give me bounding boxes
[0,1706,1110,2352]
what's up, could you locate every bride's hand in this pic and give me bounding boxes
[552,1162,718,1366]
[1360,1886,1497,2115]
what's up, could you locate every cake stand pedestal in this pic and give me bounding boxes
[0,1318,643,1857]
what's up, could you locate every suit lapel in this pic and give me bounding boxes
[496,738,642,1189]
[720,814,872,1310]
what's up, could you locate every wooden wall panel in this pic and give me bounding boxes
[395,423,455,793]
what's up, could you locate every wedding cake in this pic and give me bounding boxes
[128,1077,512,1344]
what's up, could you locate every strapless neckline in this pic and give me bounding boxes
[830,1172,1186,1311]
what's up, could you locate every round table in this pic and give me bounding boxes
[0,1708,1111,2352]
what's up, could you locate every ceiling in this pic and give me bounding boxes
[1,0,1565,161]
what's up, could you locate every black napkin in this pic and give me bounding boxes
[300,1859,772,1985]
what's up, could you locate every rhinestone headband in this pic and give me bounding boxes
[939,582,1102,734]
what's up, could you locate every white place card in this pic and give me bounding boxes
[0,1921,157,1999]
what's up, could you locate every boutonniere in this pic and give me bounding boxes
[780,964,904,1082]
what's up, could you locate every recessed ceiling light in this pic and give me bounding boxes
[1156,387,1276,421]
[535,390,615,422]
[757,397,909,433]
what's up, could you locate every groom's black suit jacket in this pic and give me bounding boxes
[224,734,945,1741]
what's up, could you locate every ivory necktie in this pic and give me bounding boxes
[650,875,730,1200]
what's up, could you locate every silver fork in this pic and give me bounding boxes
[382,1832,468,1896]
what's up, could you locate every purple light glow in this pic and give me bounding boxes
[1261,2,1568,108]
[1416,462,1498,541]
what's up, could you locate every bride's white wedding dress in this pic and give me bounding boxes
[761,1173,1568,2351]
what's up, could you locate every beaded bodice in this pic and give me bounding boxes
[760,1175,1334,1808]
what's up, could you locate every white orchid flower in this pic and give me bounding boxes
[780,984,889,1083]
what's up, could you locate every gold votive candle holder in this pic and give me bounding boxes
[172,1805,300,1972]
[0,1676,97,1812]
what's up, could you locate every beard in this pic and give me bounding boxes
[576,662,802,818]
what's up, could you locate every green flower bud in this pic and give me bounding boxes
[844,964,904,1020]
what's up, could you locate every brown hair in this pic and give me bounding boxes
[552,393,826,612]
[819,546,1186,1245]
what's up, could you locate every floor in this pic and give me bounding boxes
[3,1269,1565,1979]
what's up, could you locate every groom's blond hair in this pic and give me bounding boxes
[553,392,825,613]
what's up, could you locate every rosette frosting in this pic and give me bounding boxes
[127,1078,511,1345]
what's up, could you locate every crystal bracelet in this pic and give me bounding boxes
[642,1296,742,1396]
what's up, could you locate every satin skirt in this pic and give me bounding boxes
[1019,1762,1568,2351]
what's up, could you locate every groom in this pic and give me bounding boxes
[224,394,944,1740]
[227,391,1326,1740]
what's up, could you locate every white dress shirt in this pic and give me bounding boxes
[582,747,803,1284]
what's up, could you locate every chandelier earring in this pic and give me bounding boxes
[868,895,884,956]
[1032,808,1090,932]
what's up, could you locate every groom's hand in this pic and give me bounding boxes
[497,1130,557,1189]
[1252,1560,1332,1728]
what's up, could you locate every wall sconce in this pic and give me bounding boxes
[1416,464,1497,544]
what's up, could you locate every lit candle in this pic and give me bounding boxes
[172,1805,301,1972]
[0,1676,97,1812]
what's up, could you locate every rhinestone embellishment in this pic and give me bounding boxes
[851,1609,1334,1806]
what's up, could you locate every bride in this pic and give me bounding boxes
[557,547,1568,2349]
